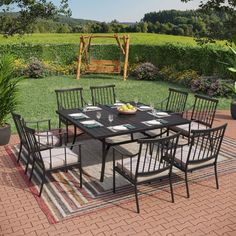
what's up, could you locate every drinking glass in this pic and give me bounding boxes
[134,97,138,107]
[150,102,154,111]
[108,114,114,123]
[83,106,87,112]
[96,111,101,120]
[115,97,120,103]
[152,108,156,117]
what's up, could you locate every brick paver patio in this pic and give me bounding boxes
[0,110,236,236]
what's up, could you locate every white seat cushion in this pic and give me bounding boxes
[176,121,208,132]
[116,155,170,182]
[36,131,60,146]
[106,133,146,144]
[175,145,215,170]
[145,128,166,138]
[40,148,79,170]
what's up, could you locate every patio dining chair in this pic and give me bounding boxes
[170,94,219,140]
[158,88,188,114]
[146,88,188,138]
[24,126,83,197]
[90,84,116,105]
[11,112,59,175]
[174,124,227,198]
[55,87,85,145]
[113,132,180,213]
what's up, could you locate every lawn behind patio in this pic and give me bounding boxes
[10,75,231,133]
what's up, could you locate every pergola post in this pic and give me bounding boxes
[76,37,84,80]
[123,35,130,81]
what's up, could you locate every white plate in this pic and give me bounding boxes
[146,120,161,125]
[81,120,96,125]
[114,102,124,106]
[156,112,169,116]
[86,106,100,110]
[112,125,128,131]
[139,106,150,109]
[69,113,85,117]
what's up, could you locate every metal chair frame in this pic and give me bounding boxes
[190,94,218,128]
[11,112,52,175]
[25,126,82,197]
[173,124,227,198]
[159,88,188,114]
[170,94,219,141]
[55,87,85,146]
[113,133,180,213]
[90,84,116,106]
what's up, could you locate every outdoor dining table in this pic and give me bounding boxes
[56,103,190,182]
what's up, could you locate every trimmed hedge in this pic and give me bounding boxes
[129,44,230,76]
[0,42,231,77]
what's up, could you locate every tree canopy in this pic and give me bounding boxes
[181,0,236,41]
[0,0,70,36]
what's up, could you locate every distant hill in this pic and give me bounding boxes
[56,15,98,25]
[0,12,98,25]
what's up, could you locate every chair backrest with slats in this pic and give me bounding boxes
[55,87,84,110]
[187,124,227,165]
[135,133,180,179]
[24,126,45,170]
[90,84,116,105]
[11,112,29,148]
[191,94,218,127]
[166,88,188,113]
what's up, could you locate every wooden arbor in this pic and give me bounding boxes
[76,34,130,80]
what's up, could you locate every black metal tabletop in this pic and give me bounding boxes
[56,105,190,140]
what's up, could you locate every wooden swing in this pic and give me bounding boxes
[76,34,130,80]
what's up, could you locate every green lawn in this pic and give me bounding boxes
[8,75,230,133]
[0,33,226,47]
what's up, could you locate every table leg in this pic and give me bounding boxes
[100,140,110,182]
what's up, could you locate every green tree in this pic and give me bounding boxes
[0,0,70,36]
[181,0,236,41]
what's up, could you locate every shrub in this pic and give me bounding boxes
[159,65,177,82]
[26,57,45,78]
[13,59,27,76]
[159,66,200,86]
[134,62,158,80]
[191,76,230,97]
[175,70,201,86]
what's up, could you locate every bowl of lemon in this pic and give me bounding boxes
[117,103,137,115]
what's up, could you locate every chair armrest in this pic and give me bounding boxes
[25,119,51,132]
[34,129,67,148]
[182,105,194,119]
[156,97,168,110]
[113,146,139,158]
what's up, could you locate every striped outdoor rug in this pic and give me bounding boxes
[5,137,236,224]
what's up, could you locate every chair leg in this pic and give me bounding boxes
[185,171,190,198]
[134,184,140,213]
[80,164,82,188]
[66,124,69,144]
[113,149,116,193]
[214,164,219,189]
[169,174,174,203]
[24,157,30,174]
[29,160,35,181]
[113,171,116,194]
[17,143,22,163]
[39,172,45,197]
[59,119,63,146]
[71,125,77,150]
[24,150,31,174]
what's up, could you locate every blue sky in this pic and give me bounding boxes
[54,0,201,22]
